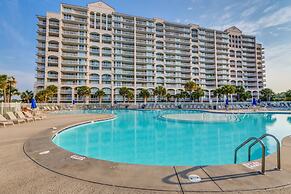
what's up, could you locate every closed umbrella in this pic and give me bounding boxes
[252,98,257,106]
[31,98,37,109]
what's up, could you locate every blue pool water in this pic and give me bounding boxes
[52,110,291,166]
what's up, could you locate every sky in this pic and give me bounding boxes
[0,0,290,92]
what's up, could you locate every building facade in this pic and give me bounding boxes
[35,1,266,104]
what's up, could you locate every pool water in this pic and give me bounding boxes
[52,110,291,166]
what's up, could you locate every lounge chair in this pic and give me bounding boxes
[6,112,26,124]
[35,111,47,119]
[23,111,43,120]
[0,114,14,127]
[15,111,34,122]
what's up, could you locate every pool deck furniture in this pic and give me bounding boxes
[6,112,26,124]
[2,112,291,193]
[15,111,34,122]
[0,114,14,127]
[23,111,43,120]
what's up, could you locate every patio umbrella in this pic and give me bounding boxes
[31,98,37,109]
[252,98,257,106]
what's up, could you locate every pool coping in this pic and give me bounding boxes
[23,113,291,193]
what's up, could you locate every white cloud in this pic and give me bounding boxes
[241,6,257,17]
[224,5,234,11]
[220,12,231,20]
[263,5,275,13]
[215,6,291,34]
[187,7,193,10]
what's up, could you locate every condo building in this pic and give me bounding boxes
[35,1,266,104]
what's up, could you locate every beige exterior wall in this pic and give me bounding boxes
[35,2,266,104]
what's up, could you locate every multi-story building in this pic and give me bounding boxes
[35,1,265,104]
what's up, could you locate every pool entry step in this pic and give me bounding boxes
[234,133,281,174]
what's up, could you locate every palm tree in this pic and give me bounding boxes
[175,93,182,102]
[7,76,16,103]
[35,90,47,103]
[235,86,245,102]
[213,87,223,103]
[184,81,198,93]
[241,91,252,101]
[191,87,204,102]
[153,86,166,102]
[119,87,129,103]
[76,86,91,103]
[95,89,106,104]
[0,75,17,103]
[180,91,189,102]
[165,93,172,102]
[221,85,236,101]
[260,88,275,101]
[126,90,134,103]
[139,88,151,104]
[46,85,58,103]
[0,75,8,102]
[21,90,34,103]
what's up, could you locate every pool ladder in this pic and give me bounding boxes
[234,134,281,174]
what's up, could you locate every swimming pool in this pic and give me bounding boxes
[52,110,291,166]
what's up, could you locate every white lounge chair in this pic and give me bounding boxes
[23,111,43,120]
[6,112,26,124]
[15,111,34,122]
[0,114,14,127]
[34,111,47,119]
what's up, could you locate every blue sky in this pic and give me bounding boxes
[0,0,290,92]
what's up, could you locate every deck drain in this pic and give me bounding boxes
[242,161,261,169]
[188,174,201,183]
[70,155,86,160]
[39,150,50,155]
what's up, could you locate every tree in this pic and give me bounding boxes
[285,90,291,101]
[213,87,223,102]
[175,93,182,102]
[235,86,245,101]
[153,86,166,102]
[260,88,275,101]
[119,87,129,103]
[165,93,172,102]
[180,91,189,102]
[240,91,252,101]
[0,75,8,102]
[7,77,16,103]
[95,89,106,104]
[139,88,151,104]
[221,85,236,101]
[35,90,47,103]
[21,90,34,103]
[191,87,204,102]
[184,81,198,93]
[46,85,58,102]
[76,86,91,103]
[0,75,17,103]
[126,90,134,102]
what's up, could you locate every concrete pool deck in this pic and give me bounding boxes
[1,113,291,193]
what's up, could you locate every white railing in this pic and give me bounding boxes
[0,102,22,115]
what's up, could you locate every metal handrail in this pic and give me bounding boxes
[234,137,266,174]
[248,133,281,170]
